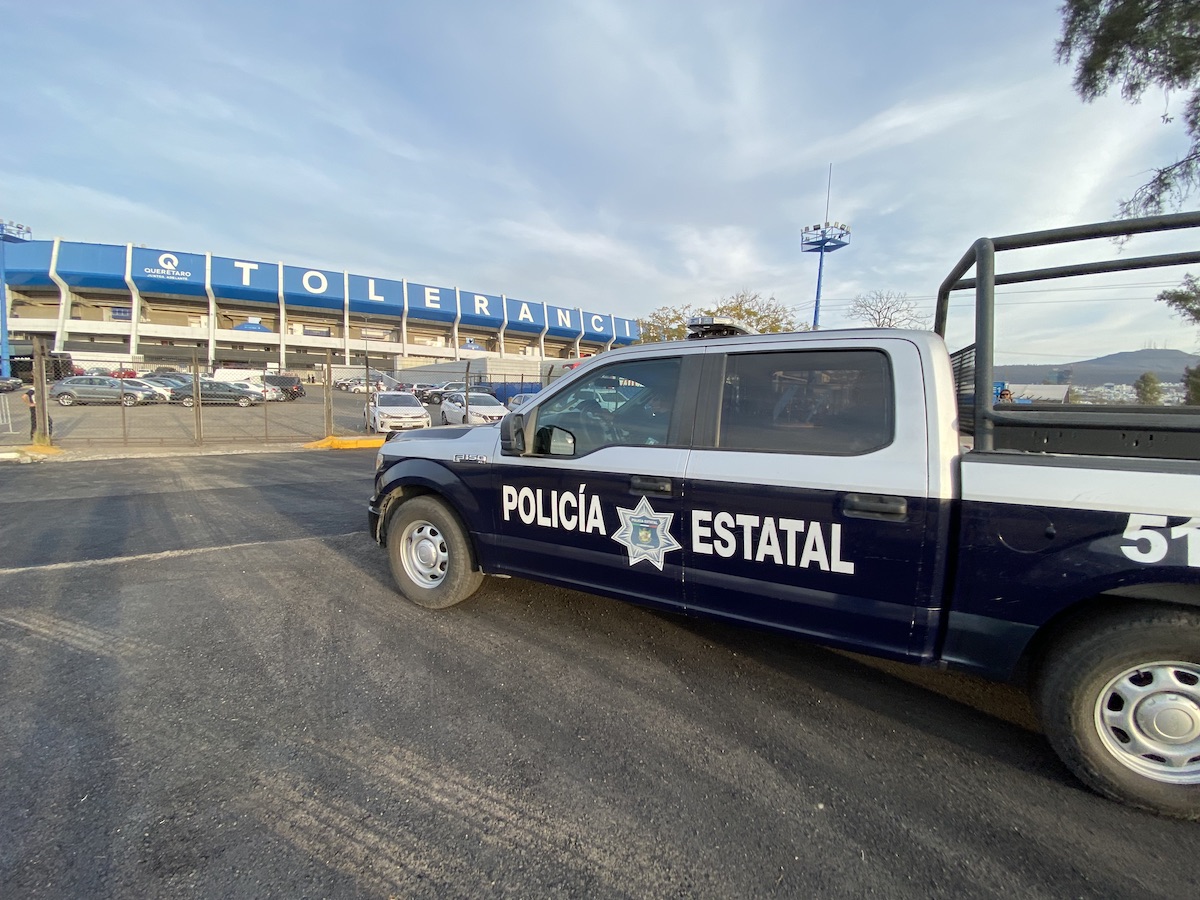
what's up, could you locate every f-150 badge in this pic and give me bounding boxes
[612,496,682,570]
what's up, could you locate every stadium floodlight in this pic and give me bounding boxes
[800,167,851,331]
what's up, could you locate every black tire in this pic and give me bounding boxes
[237,395,251,407]
[121,393,137,407]
[440,410,449,425]
[57,393,76,407]
[1036,605,1200,819]
[386,496,483,609]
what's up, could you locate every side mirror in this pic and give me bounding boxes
[532,425,576,456]
[500,412,526,455]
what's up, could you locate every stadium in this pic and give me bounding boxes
[0,235,641,379]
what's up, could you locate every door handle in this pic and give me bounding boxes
[842,493,908,521]
[630,475,673,496]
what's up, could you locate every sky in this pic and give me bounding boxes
[2,0,1199,365]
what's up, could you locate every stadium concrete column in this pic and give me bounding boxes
[400,279,409,356]
[205,253,217,369]
[49,238,72,353]
[538,302,548,358]
[498,294,508,358]
[452,287,462,361]
[604,314,616,352]
[342,270,350,365]
[572,307,583,358]
[277,262,287,370]
[124,244,142,365]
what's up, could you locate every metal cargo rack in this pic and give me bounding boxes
[936,212,1200,460]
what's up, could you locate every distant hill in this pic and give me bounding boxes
[995,348,1200,387]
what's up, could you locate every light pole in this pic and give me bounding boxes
[0,220,34,378]
[800,165,850,330]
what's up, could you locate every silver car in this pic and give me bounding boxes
[50,376,158,407]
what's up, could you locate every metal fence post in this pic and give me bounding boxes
[32,337,50,446]
[192,352,203,445]
[324,350,333,436]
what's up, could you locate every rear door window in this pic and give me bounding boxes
[714,349,893,455]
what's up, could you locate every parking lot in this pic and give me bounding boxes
[1,450,1197,899]
[0,385,423,448]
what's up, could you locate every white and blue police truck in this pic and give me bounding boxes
[369,214,1200,819]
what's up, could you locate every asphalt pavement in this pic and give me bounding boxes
[1,450,1198,898]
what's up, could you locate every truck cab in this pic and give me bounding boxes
[368,212,1200,819]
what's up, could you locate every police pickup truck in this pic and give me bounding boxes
[368,213,1200,819]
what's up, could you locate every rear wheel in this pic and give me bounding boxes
[441,411,449,424]
[57,393,76,407]
[1036,606,1200,819]
[181,395,196,408]
[386,496,483,609]
[121,393,137,407]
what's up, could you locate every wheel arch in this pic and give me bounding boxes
[1015,585,1200,688]
[374,462,488,569]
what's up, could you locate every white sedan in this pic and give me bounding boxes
[366,391,431,432]
[439,391,508,426]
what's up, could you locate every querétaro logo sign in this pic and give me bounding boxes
[143,253,192,279]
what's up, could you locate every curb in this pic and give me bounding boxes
[303,436,386,450]
[0,445,62,464]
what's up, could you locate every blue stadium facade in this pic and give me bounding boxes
[1,238,640,372]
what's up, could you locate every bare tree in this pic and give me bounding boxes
[847,290,930,329]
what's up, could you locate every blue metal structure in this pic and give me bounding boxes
[800,221,850,330]
[1,237,640,369]
[0,220,34,378]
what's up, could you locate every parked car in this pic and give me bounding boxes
[506,392,539,411]
[439,391,508,425]
[262,374,305,400]
[111,368,139,379]
[426,382,469,404]
[168,380,261,407]
[410,383,438,402]
[365,391,431,432]
[50,376,158,407]
[0,375,24,392]
[228,380,284,402]
[83,366,114,377]
[114,377,173,401]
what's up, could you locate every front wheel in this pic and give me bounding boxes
[440,411,449,425]
[236,395,251,407]
[1036,606,1200,819]
[386,496,483,609]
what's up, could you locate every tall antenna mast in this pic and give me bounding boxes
[801,165,851,330]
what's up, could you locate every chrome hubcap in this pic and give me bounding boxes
[400,520,447,589]
[1094,661,1200,783]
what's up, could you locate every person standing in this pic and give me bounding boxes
[22,386,52,442]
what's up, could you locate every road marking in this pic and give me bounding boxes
[0,531,366,576]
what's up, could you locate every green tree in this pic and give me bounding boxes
[1184,364,1200,404]
[1157,272,1200,324]
[637,291,802,342]
[1057,1,1200,217]
[1134,370,1164,404]
[847,290,930,328]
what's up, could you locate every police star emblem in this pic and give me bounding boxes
[612,495,682,570]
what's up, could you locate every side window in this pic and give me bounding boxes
[717,349,893,455]
[532,357,683,455]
